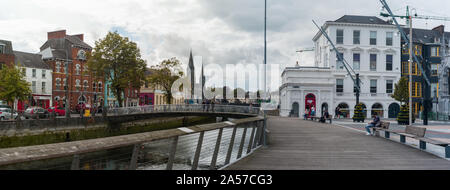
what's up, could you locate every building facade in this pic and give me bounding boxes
[0,40,15,106]
[401,25,450,118]
[281,15,402,119]
[14,51,53,111]
[40,30,104,111]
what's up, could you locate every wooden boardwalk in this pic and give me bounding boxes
[227,117,450,170]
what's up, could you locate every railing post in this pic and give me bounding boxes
[385,131,390,139]
[247,125,256,154]
[71,154,80,170]
[419,140,426,150]
[400,135,406,143]
[253,121,262,148]
[225,126,238,165]
[210,128,223,170]
[166,136,179,170]
[263,111,268,146]
[191,132,205,170]
[129,144,141,170]
[237,126,247,159]
[446,145,450,159]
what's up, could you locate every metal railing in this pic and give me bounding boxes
[106,104,261,116]
[0,116,266,170]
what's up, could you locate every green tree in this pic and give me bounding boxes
[148,58,184,104]
[391,77,409,105]
[87,31,147,107]
[0,63,32,119]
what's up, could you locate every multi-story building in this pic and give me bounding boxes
[139,69,155,106]
[0,40,15,106]
[103,71,141,108]
[401,25,450,117]
[40,30,104,111]
[14,51,53,111]
[281,15,402,119]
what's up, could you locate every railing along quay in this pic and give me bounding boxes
[0,105,266,170]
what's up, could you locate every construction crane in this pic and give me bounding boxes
[379,0,450,125]
[295,48,314,66]
[312,20,362,105]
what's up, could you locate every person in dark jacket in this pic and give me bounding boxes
[365,112,380,136]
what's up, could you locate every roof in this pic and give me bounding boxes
[333,15,393,25]
[402,27,450,44]
[40,36,91,60]
[0,40,14,55]
[14,51,51,70]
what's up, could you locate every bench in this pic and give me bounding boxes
[308,116,332,124]
[373,124,450,158]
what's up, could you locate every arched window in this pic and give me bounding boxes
[75,79,81,90]
[98,82,103,92]
[75,64,81,75]
[92,82,97,91]
[56,62,61,73]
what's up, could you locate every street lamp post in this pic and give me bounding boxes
[54,46,72,118]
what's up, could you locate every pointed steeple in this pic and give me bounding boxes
[188,50,194,69]
[201,62,205,100]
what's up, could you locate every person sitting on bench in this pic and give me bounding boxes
[365,112,380,136]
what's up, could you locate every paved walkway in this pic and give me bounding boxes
[227,117,450,170]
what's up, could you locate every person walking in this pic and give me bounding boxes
[365,112,381,136]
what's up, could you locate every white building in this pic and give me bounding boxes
[281,15,402,119]
[14,51,53,111]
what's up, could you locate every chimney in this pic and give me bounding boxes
[48,30,67,40]
[72,34,84,41]
[432,25,445,35]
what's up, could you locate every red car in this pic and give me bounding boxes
[48,106,66,116]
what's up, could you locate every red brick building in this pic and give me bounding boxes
[0,40,15,69]
[40,30,104,112]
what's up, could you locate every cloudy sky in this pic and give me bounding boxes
[1,0,450,90]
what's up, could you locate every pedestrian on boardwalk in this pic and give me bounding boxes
[365,112,381,136]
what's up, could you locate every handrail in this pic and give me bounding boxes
[0,116,264,169]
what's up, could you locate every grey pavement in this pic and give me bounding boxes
[227,116,450,170]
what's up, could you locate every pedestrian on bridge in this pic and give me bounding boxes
[365,112,381,136]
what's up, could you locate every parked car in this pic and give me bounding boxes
[48,106,66,116]
[0,108,19,121]
[23,107,49,119]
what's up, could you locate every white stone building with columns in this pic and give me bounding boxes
[280,15,402,119]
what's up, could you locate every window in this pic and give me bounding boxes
[370,31,377,45]
[42,70,46,79]
[386,55,393,71]
[32,81,36,93]
[352,53,360,71]
[75,79,81,90]
[431,47,439,57]
[0,44,5,54]
[431,64,439,76]
[76,64,81,75]
[32,69,36,78]
[56,62,61,73]
[370,54,377,71]
[56,78,61,89]
[63,62,67,73]
[0,62,5,70]
[63,78,67,89]
[42,82,46,94]
[22,68,26,75]
[370,80,377,94]
[353,30,360,45]
[336,53,344,70]
[336,29,344,44]
[414,45,422,55]
[336,79,344,93]
[386,32,393,46]
[98,82,103,92]
[431,83,438,98]
[83,80,89,91]
[93,82,97,91]
[386,80,393,94]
